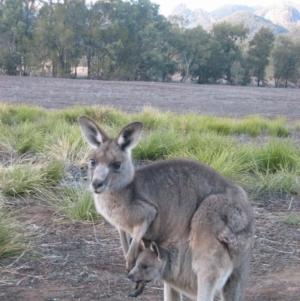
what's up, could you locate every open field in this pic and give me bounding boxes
[0,75,300,120]
[0,76,300,301]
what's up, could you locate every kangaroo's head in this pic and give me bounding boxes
[128,242,167,283]
[78,116,143,194]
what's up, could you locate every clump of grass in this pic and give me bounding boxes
[267,117,290,137]
[0,163,45,196]
[171,114,290,138]
[42,160,65,186]
[232,115,290,137]
[82,106,129,127]
[0,104,47,126]
[233,115,268,137]
[244,169,300,197]
[295,121,300,131]
[43,121,91,166]
[0,122,44,153]
[200,116,233,135]
[134,129,184,161]
[0,160,65,197]
[0,206,27,260]
[168,131,251,180]
[54,107,86,124]
[46,184,100,221]
[134,107,172,130]
[280,213,300,226]
[250,138,300,174]
[171,114,234,135]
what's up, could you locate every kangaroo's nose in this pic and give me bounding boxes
[92,179,104,190]
[128,273,133,280]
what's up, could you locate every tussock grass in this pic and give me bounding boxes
[294,121,300,132]
[249,139,300,174]
[233,115,290,137]
[134,107,172,130]
[0,102,299,222]
[44,124,92,166]
[233,115,268,137]
[0,122,44,153]
[0,160,65,197]
[134,129,184,161]
[45,184,100,221]
[280,213,300,226]
[244,170,300,197]
[0,103,47,126]
[0,203,27,259]
[167,132,251,180]
[61,106,130,127]
[171,114,233,135]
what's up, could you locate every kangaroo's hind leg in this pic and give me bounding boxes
[221,249,251,301]
[190,224,233,301]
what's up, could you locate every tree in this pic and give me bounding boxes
[272,36,300,87]
[231,61,245,85]
[156,17,179,82]
[210,22,249,84]
[247,27,275,86]
[0,0,39,75]
[34,0,86,77]
[175,26,210,83]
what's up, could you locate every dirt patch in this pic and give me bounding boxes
[0,75,300,120]
[0,76,300,300]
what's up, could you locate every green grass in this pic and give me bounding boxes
[244,170,300,197]
[0,122,44,153]
[280,213,300,226]
[43,122,91,166]
[134,128,184,161]
[2,102,300,262]
[0,102,299,214]
[0,103,47,126]
[45,184,100,221]
[0,205,27,260]
[249,138,300,174]
[0,159,65,197]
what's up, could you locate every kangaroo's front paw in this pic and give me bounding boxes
[126,255,136,272]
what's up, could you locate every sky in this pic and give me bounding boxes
[153,0,300,16]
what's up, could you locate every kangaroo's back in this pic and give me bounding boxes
[132,158,244,243]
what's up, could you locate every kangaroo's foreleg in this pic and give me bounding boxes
[164,282,182,301]
[126,221,151,271]
[125,204,157,271]
[118,228,129,257]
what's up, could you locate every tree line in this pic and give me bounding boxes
[1,0,300,87]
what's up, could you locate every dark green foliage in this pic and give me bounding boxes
[273,36,300,87]
[247,27,275,86]
[0,0,298,85]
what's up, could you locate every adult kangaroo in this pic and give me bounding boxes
[78,116,254,301]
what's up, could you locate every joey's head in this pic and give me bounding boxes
[128,242,167,283]
[78,116,143,194]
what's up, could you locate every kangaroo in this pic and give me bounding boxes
[78,116,254,301]
[128,242,196,300]
[129,228,252,301]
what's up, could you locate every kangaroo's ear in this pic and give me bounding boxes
[150,242,164,262]
[116,122,143,151]
[78,116,110,148]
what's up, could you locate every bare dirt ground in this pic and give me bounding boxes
[0,75,300,301]
[0,75,300,120]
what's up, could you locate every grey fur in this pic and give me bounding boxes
[78,116,254,301]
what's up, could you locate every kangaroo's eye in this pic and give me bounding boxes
[111,162,121,170]
[89,159,96,167]
[141,264,147,270]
